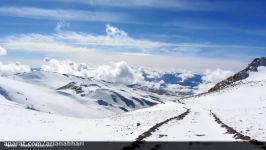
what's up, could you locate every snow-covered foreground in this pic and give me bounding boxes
[0,98,186,141]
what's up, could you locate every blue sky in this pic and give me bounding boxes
[0,0,265,71]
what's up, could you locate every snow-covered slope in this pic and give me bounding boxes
[0,97,186,141]
[180,62,266,141]
[0,76,110,118]
[182,80,266,141]
[0,70,177,118]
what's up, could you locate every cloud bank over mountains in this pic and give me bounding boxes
[0,58,234,93]
[0,62,30,76]
[196,69,234,93]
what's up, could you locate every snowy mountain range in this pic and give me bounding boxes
[0,70,169,118]
[0,57,266,143]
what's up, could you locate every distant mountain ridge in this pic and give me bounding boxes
[209,57,266,92]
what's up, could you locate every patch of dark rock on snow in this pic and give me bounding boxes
[62,74,69,77]
[0,86,12,100]
[72,86,84,94]
[26,105,39,111]
[131,97,144,106]
[149,95,160,101]
[141,99,157,106]
[80,94,86,97]
[111,95,118,103]
[81,83,101,88]
[158,134,168,138]
[57,91,72,96]
[195,134,205,136]
[113,92,135,108]
[57,82,84,94]
[97,100,110,106]
[56,82,76,90]
[119,107,129,112]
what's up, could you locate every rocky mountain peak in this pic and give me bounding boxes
[208,57,266,92]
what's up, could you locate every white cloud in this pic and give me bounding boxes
[40,58,240,94]
[52,0,216,11]
[0,23,250,71]
[91,61,143,84]
[1,23,262,61]
[0,6,129,23]
[196,68,234,94]
[106,24,128,38]
[0,62,31,76]
[203,68,234,83]
[2,23,228,56]
[178,71,195,81]
[73,50,245,72]
[0,24,163,54]
[41,58,143,84]
[0,46,7,56]
[42,58,92,77]
[1,33,94,53]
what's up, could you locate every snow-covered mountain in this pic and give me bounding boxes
[1,70,180,118]
[209,57,266,92]
[40,58,221,95]
[181,67,266,142]
[0,63,229,119]
[141,71,203,95]
[0,59,212,119]
[1,57,265,143]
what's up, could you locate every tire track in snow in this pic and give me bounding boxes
[210,110,264,146]
[123,108,190,150]
[136,108,190,141]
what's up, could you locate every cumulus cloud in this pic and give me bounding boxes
[41,58,143,84]
[91,61,143,84]
[0,46,7,56]
[196,68,234,94]
[0,62,31,75]
[42,58,92,76]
